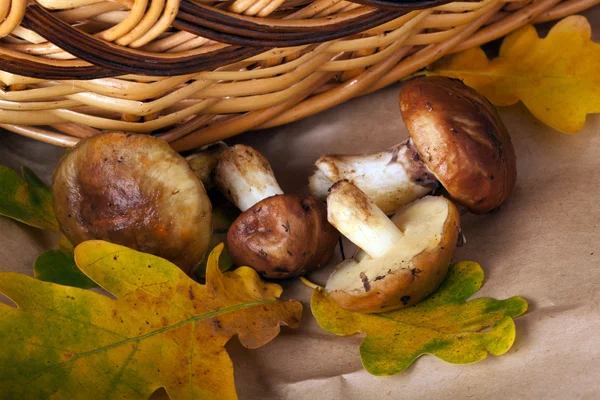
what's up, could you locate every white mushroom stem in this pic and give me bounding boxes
[327,180,403,259]
[310,139,437,215]
[215,144,284,212]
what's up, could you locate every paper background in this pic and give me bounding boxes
[1,7,599,398]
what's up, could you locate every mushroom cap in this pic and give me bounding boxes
[326,195,460,313]
[226,194,339,279]
[399,76,517,214]
[52,133,212,274]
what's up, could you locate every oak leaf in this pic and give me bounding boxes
[195,200,239,280]
[428,16,600,133]
[0,164,95,289]
[0,242,302,399]
[34,249,97,289]
[0,165,58,231]
[311,261,527,375]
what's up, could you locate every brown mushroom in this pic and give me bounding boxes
[52,132,212,274]
[215,144,339,279]
[310,76,516,214]
[325,180,460,313]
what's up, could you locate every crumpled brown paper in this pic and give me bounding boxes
[1,8,599,398]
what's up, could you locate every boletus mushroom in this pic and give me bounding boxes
[215,144,339,279]
[52,132,212,274]
[325,180,460,313]
[310,76,517,215]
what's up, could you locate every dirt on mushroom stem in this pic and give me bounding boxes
[310,139,438,215]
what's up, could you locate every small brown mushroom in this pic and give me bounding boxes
[215,144,339,279]
[310,76,516,214]
[52,133,212,274]
[325,180,460,313]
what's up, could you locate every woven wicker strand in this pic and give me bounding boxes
[0,0,598,150]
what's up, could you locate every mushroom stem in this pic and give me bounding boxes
[327,180,404,259]
[215,145,284,212]
[309,139,437,215]
[185,141,228,190]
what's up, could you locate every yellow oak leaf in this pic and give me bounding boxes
[0,242,302,399]
[428,16,600,133]
[312,261,527,375]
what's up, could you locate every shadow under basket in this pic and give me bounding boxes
[0,0,597,151]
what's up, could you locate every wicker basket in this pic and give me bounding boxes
[0,0,597,151]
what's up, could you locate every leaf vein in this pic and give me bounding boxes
[189,320,196,400]
[372,307,507,334]
[27,300,275,385]
[29,297,127,339]
[105,341,139,396]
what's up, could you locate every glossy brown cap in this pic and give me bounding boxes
[52,133,212,274]
[227,194,339,279]
[399,76,517,213]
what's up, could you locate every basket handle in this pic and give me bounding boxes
[348,0,453,10]
[7,2,427,78]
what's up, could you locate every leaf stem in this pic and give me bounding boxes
[300,276,322,290]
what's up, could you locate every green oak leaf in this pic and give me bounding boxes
[0,165,59,231]
[311,261,528,375]
[34,249,97,289]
